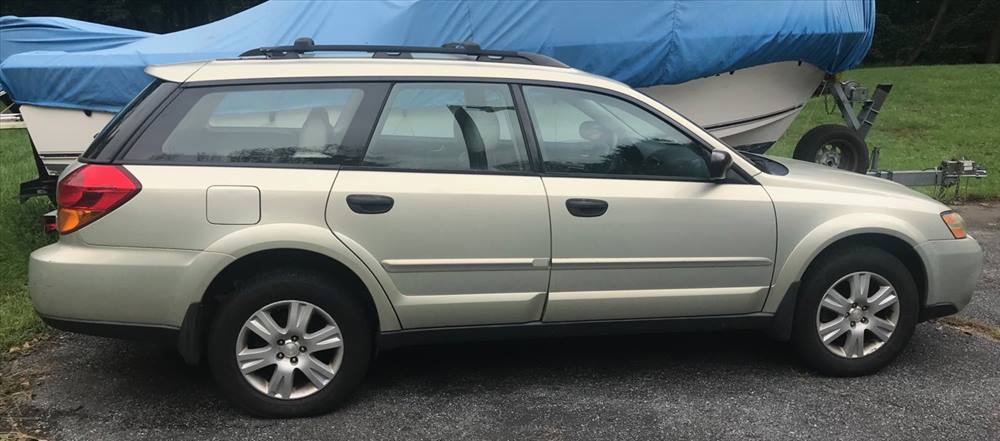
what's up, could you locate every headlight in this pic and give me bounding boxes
[941,211,967,239]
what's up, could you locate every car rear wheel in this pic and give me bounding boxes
[207,270,372,417]
[792,246,918,376]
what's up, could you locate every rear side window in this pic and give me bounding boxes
[362,83,530,172]
[124,83,386,165]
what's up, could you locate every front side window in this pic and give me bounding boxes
[363,83,529,172]
[522,86,709,180]
[126,84,376,165]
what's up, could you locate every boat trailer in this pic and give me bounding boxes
[817,76,987,195]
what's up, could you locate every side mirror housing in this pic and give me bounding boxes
[708,150,733,181]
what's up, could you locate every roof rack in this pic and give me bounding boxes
[239,37,569,68]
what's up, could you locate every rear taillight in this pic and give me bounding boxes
[57,164,141,234]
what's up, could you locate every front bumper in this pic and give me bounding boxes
[915,236,984,318]
[29,237,233,328]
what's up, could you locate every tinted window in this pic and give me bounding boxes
[82,79,163,160]
[126,84,380,165]
[363,83,529,172]
[523,86,709,179]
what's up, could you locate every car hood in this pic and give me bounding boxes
[760,155,945,205]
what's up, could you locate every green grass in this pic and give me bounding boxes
[0,64,997,350]
[0,129,54,351]
[771,64,1000,199]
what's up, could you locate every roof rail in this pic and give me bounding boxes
[239,37,569,68]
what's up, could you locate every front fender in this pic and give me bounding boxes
[764,213,927,312]
[199,223,402,331]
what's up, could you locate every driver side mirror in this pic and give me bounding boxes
[708,150,733,182]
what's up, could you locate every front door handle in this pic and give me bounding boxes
[565,198,608,217]
[346,194,394,214]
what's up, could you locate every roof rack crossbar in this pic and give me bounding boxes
[239,37,569,68]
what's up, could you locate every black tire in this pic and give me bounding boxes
[792,124,870,173]
[792,246,919,377]
[207,270,372,417]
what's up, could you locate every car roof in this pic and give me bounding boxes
[145,57,631,93]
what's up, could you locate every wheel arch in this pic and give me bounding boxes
[766,213,930,315]
[175,243,401,366]
[198,224,400,330]
[766,224,929,341]
[798,234,927,307]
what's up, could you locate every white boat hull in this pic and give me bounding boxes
[640,61,826,151]
[19,104,114,175]
[20,61,825,175]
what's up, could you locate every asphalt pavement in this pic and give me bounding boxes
[5,205,999,441]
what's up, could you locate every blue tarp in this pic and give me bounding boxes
[0,16,152,90]
[0,0,874,113]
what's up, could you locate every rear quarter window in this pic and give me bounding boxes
[123,83,388,166]
[81,80,174,162]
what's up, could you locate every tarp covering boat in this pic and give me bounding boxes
[0,16,152,90]
[0,0,874,113]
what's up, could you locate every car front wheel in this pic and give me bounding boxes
[792,246,919,376]
[207,270,372,417]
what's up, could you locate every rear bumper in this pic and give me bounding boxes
[29,238,233,328]
[915,236,984,318]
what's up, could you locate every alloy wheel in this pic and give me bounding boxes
[235,300,344,399]
[815,271,900,359]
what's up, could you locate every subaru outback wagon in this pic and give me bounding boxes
[30,40,983,417]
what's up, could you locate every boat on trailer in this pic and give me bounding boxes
[5,0,982,199]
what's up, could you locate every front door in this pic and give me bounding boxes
[327,82,550,328]
[519,85,777,322]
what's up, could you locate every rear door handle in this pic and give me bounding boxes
[346,194,394,214]
[565,198,608,217]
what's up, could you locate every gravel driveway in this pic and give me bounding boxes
[5,205,998,441]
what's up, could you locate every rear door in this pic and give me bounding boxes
[520,85,777,322]
[327,82,551,329]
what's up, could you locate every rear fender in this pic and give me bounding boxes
[201,223,401,331]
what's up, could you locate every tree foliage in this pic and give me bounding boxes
[2,0,998,65]
[868,0,1000,65]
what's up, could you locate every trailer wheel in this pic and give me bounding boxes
[793,124,869,173]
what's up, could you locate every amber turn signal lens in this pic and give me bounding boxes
[940,211,967,239]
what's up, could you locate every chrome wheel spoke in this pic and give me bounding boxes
[868,316,896,342]
[821,289,851,315]
[849,273,871,302]
[299,355,337,389]
[267,366,295,399]
[287,302,314,334]
[237,347,275,374]
[247,310,284,340]
[867,286,898,313]
[818,317,849,344]
[303,325,342,352]
[236,300,345,400]
[843,329,865,358]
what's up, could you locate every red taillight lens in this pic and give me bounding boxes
[56,164,141,234]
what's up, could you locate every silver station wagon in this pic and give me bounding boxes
[30,41,983,417]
